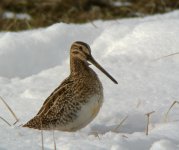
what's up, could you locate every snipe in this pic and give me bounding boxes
[23,41,117,131]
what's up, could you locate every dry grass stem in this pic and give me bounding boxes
[41,130,44,150]
[122,135,128,138]
[25,20,32,30]
[145,111,155,136]
[40,119,44,150]
[0,96,19,124]
[136,100,141,108]
[13,120,19,125]
[52,130,57,150]
[89,20,98,28]
[154,52,179,61]
[0,116,11,126]
[164,101,179,122]
[112,115,128,132]
[88,131,100,140]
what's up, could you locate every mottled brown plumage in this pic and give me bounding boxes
[23,41,117,131]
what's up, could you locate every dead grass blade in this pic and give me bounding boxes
[154,52,179,61]
[0,116,11,126]
[0,96,19,124]
[112,115,128,132]
[145,111,155,136]
[164,101,179,122]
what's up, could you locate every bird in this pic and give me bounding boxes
[23,41,118,131]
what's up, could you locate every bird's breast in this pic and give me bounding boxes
[66,93,103,131]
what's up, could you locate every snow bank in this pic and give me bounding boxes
[0,11,179,150]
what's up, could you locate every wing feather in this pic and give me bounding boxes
[36,76,73,116]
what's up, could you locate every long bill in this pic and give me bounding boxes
[88,56,118,84]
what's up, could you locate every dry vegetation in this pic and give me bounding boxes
[0,0,179,31]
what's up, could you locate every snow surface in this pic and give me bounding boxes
[1,11,179,150]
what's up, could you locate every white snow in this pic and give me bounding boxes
[1,10,179,150]
[2,11,31,20]
[112,1,131,7]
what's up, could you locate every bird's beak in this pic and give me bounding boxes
[88,55,118,84]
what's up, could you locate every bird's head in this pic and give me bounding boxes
[70,41,118,84]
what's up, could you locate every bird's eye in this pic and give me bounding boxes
[79,46,83,51]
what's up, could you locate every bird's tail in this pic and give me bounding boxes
[23,116,42,130]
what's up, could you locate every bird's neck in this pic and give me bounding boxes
[70,57,91,76]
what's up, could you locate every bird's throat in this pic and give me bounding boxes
[70,57,90,76]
